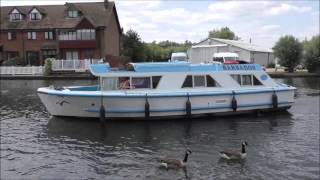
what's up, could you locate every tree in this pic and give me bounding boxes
[273,35,302,72]
[121,29,145,62]
[208,27,240,40]
[144,40,192,61]
[304,35,320,73]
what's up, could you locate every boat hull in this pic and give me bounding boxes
[37,88,294,119]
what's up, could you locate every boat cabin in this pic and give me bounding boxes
[90,62,272,92]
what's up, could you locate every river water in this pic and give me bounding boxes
[0,78,319,180]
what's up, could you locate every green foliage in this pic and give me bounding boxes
[304,35,320,73]
[266,62,275,68]
[144,40,191,61]
[44,58,53,76]
[1,56,26,66]
[208,27,240,40]
[121,29,145,62]
[121,29,192,62]
[273,35,302,73]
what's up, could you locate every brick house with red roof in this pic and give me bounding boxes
[0,0,121,66]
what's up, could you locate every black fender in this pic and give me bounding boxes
[231,91,237,112]
[99,105,106,122]
[145,95,150,118]
[186,94,192,117]
[272,91,278,109]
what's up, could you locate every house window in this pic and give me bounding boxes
[30,13,41,20]
[76,29,95,40]
[27,32,36,40]
[10,13,22,21]
[66,51,78,60]
[42,50,56,60]
[9,9,22,21]
[59,31,76,40]
[68,10,79,18]
[45,32,54,40]
[8,32,17,40]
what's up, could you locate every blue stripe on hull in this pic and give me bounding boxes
[41,88,294,98]
[84,102,293,113]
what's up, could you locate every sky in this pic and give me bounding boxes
[1,0,319,48]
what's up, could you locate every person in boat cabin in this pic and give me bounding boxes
[119,77,131,89]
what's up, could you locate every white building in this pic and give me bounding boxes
[188,38,274,65]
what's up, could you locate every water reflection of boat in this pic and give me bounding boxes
[38,62,295,119]
[46,112,293,146]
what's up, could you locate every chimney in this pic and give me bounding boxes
[104,0,109,9]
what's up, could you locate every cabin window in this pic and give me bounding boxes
[206,75,218,87]
[118,77,130,89]
[231,75,241,84]
[231,74,263,86]
[101,77,118,90]
[242,75,252,86]
[182,75,193,88]
[132,77,151,89]
[182,75,219,88]
[253,75,262,85]
[194,75,205,87]
[152,76,161,89]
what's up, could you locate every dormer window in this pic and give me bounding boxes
[29,8,42,21]
[9,9,22,21]
[68,10,79,18]
[30,12,41,20]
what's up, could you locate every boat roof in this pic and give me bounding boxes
[89,62,262,76]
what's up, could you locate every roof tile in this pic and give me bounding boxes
[1,2,114,30]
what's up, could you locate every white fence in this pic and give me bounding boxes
[0,66,44,75]
[51,59,103,72]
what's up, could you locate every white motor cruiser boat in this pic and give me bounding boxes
[37,62,295,119]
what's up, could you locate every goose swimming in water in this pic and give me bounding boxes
[220,141,248,160]
[160,149,192,169]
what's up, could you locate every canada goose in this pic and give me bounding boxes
[219,141,248,160]
[160,149,192,169]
